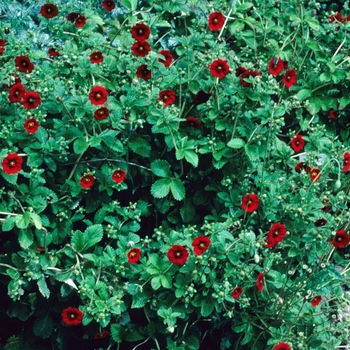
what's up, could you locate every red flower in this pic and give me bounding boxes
[80,174,95,189]
[329,109,337,120]
[310,168,321,182]
[232,286,243,299]
[22,92,41,110]
[61,307,83,326]
[282,69,297,88]
[0,39,6,55]
[102,0,115,11]
[192,236,211,255]
[75,15,86,27]
[241,193,259,213]
[268,57,284,76]
[290,134,305,153]
[274,343,291,350]
[240,70,261,87]
[311,296,322,306]
[112,169,126,183]
[2,153,23,174]
[265,223,287,248]
[208,12,225,32]
[322,199,331,212]
[36,247,45,254]
[94,331,110,339]
[185,116,201,128]
[89,86,108,106]
[167,245,189,265]
[9,83,26,103]
[131,23,150,42]
[48,48,59,57]
[235,66,247,77]
[158,50,173,67]
[24,118,39,134]
[67,12,79,22]
[210,59,230,79]
[343,152,350,172]
[131,41,151,57]
[94,107,109,121]
[295,162,311,173]
[193,91,211,105]
[314,218,327,227]
[127,248,141,264]
[330,12,343,24]
[136,64,152,81]
[256,273,265,292]
[158,90,176,107]
[15,56,34,73]
[40,3,58,18]
[90,51,104,64]
[330,230,350,248]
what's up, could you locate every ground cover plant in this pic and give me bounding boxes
[0,0,350,349]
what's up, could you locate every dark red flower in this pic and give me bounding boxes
[112,169,126,183]
[330,230,350,248]
[127,248,141,264]
[102,0,115,11]
[322,199,331,212]
[210,59,230,79]
[235,66,247,77]
[268,57,284,76]
[75,15,86,27]
[314,218,327,227]
[256,273,265,292]
[67,12,79,22]
[89,86,108,106]
[22,92,41,110]
[40,3,58,19]
[90,51,104,64]
[208,12,225,32]
[290,134,305,153]
[310,168,321,182]
[343,152,350,172]
[241,193,259,213]
[311,296,322,306]
[158,50,173,67]
[329,109,337,120]
[61,307,83,326]
[167,245,189,265]
[185,116,201,128]
[265,223,287,248]
[0,39,6,55]
[9,83,26,103]
[136,64,152,81]
[295,162,311,173]
[48,48,59,57]
[232,286,243,299]
[80,174,95,188]
[158,90,176,107]
[94,107,109,121]
[94,331,110,340]
[192,236,211,255]
[15,56,34,73]
[131,23,150,42]
[240,70,261,87]
[193,91,211,105]
[330,12,343,24]
[36,247,45,254]
[274,343,291,350]
[24,118,39,134]
[282,69,297,88]
[131,41,151,57]
[2,153,23,175]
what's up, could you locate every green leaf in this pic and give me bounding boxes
[111,324,124,343]
[2,216,18,232]
[37,277,50,299]
[151,178,172,198]
[29,213,42,230]
[201,300,214,317]
[33,313,53,339]
[297,89,312,102]
[16,213,31,229]
[18,229,33,249]
[73,138,88,154]
[160,274,172,288]
[1,172,18,185]
[71,230,84,252]
[151,160,172,177]
[151,275,162,290]
[245,143,260,161]
[227,138,246,149]
[71,225,103,252]
[170,178,185,201]
[129,137,151,157]
[184,150,199,167]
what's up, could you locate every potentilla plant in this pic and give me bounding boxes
[0,0,350,349]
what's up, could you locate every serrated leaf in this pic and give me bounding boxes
[18,229,33,249]
[151,160,172,177]
[184,151,199,167]
[71,230,84,252]
[151,275,162,290]
[245,143,260,161]
[73,138,88,154]
[2,216,18,232]
[33,313,53,339]
[297,89,312,102]
[170,178,185,201]
[160,274,172,288]
[29,213,42,229]
[37,277,50,299]
[84,224,104,250]
[201,300,214,317]
[151,178,171,198]
[1,172,18,185]
[129,137,151,157]
[111,324,124,343]
[227,138,246,149]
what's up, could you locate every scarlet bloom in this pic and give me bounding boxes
[94,331,110,340]
[295,162,311,173]
[167,245,189,265]
[256,273,265,292]
[0,39,6,55]
[102,0,115,11]
[274,343,291,350]
[158,50,173,67]
[330,12,343,24]
[15,56,34,73]
[40,3,58,18]
[232,286,243,299]
[268,57,284,76]
[208,12,225,32]
[330,230,350,248]
[241,193,259,213]
[158,90,176,107]
[22,92,41,110]
[136,64,152,81]
[131,41,151,57]
[329,109,337,120]
[2,153,23,175]
[193,91,211,105]
[61,307,83,326]
[309,168,321,182]
[265,223,287,248]
[90,51,104,64]
[80,174,95,189]
[185,116,201,128]
[210,59,230,79]
[290,134,305,153]
[235,66,247,77]
[67,12,79,22]
[89,86,108,106]
[48,48,59,57]
[94,107,109,121]
[127,248,141,264]
[112,169,126,183]
[240,70,261,87]
[9,83,26,103]
[24,118,39,134]
[75,15,86,27]
[131,23,150,42]
[343,152,350,172]
[314,218,327,227]
[311,296,322,306]
[282,69,297,88]
[192,236,211,255]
